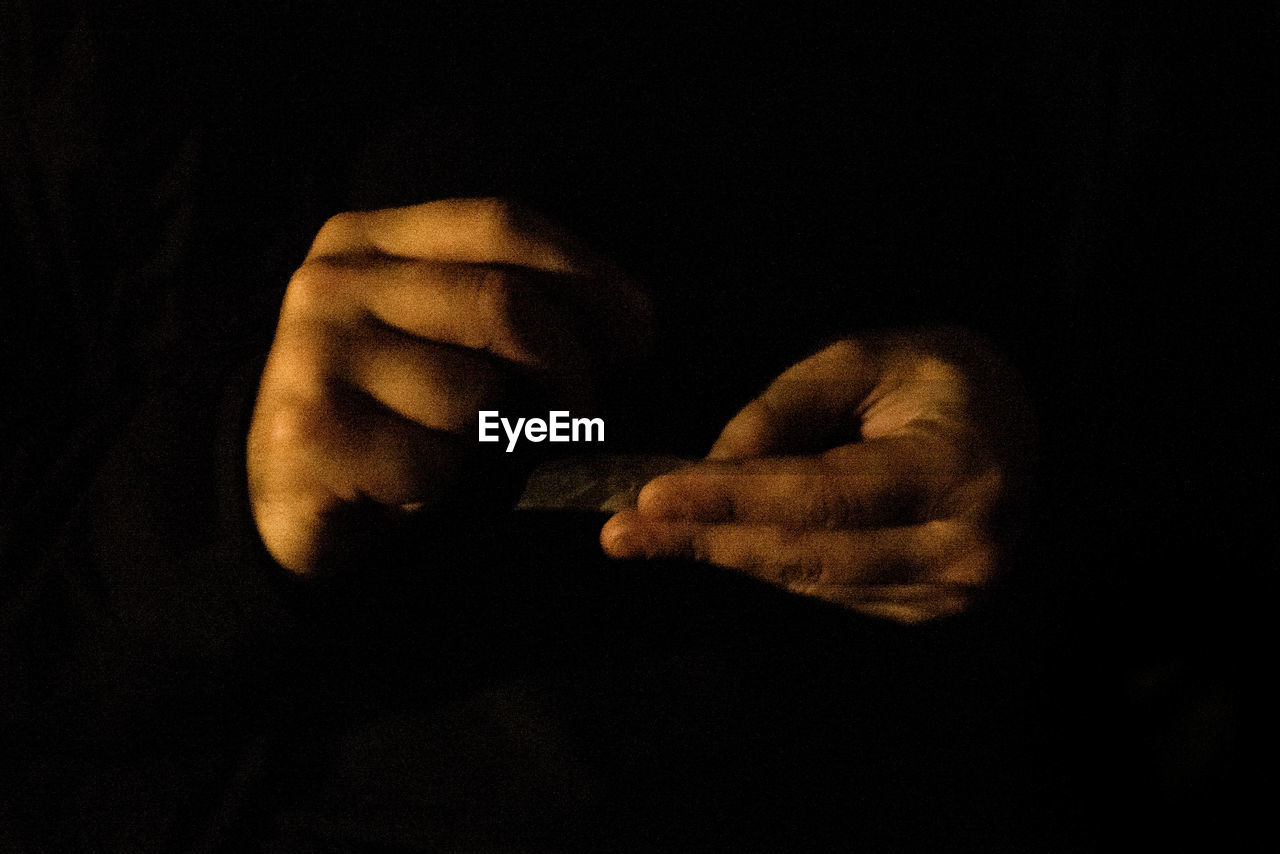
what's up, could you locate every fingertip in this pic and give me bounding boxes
[636,476,678,515]
[600,511,641,557]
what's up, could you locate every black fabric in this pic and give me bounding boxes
[1,350,1041,851]
[2,2,1268,850]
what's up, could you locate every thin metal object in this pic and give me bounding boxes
[516,454,696,512]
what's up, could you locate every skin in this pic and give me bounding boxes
[247,198,650,575]
[249,199,1032,623]
[601,331,1033,623]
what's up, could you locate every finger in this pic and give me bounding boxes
[248,382,466,573]
[635,440,941,528]
[307,198,599,275]
[260,383,467,508]
[333,325,511,436]
[254,337,469,505]
[708,339,881,459]
[603,513,995,587]
[601,512,938,588]
[601,513,993,621]
[281,257,589,378]
[307,199,652,357]
[248,390,467,574]
[839,585,973,624]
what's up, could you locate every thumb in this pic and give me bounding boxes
[707,339,882,460]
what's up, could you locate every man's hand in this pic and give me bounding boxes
[248,198,649,575]
[601,330,1032,623]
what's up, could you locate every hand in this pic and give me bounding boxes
[601,330,1033,623]
[248,198,649,574]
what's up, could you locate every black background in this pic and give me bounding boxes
[2,1,1271,848]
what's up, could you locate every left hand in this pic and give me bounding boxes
[600,329,1033,623]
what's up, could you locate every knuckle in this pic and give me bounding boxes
[256,393,335,460]
[765,528,821,587]
[812,484,862,529]
[780,549,826,589]
[283,261,342,319]
[275,399,325,447]
[824,337,871,369]
[313,211,365,252]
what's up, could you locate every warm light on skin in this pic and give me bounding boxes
[248,199,649,575]
[248,199,1028,621]
[601,331,1029,624]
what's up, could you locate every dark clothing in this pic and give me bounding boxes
[1,2,1268,850]
[2,352,1040,850]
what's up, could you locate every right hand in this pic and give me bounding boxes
[247,198,650,575]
